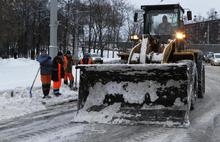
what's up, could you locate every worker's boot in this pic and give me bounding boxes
[64,80,68,85]
[43,95,52,99]
[69,80,74,90]
[53,89,62,96]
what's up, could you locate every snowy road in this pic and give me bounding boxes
[0,65,220,142]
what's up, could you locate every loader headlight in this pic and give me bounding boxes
[176,32,186,40]
[130,34,139,41]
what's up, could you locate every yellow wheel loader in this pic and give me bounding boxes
[75,4,205,127]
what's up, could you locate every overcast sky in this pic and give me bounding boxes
[126,0,219,18]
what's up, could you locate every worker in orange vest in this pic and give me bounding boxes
[80,53,93,64]
[36,49,52,99]
[63,50,74,89]
[52,51,64,96]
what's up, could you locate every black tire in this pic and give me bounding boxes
[190,101,194,111]
[198,63,204,98]
[191,65,198,110]
[202,66,205,94]
[193,70,198,98]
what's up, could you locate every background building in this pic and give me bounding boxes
[185,19,220,44]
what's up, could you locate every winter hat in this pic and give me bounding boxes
[57,51,63,56]
[66,50,71,55]
[41,48,47,54]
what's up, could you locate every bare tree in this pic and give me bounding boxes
[0,0,18,58]
[207,8,218,20]
[0,0,132,58]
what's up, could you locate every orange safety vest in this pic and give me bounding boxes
[53,63,62,89]
[63,56,68,69]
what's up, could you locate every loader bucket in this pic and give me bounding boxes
[75,61,194,127]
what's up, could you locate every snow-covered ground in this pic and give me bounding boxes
[14,65,220,142]
[2,55,220,142]
[0,58,77,121]
[0,58,40,90]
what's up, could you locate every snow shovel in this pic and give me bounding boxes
[29,67,40,98]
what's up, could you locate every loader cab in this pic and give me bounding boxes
[141,4,185,43]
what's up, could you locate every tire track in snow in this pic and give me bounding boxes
[0,102,77,142]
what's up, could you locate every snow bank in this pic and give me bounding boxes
[0,58,41,90]
[0,88,46,121]
[0,85,78,121]
[73,103,122,124]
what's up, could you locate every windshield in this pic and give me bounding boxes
[208,54,213,58]
[90,54,100,57]
[149,12,178,35]
[214,55,220,58]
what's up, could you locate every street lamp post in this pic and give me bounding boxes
[72,10,90,62]
[49,0,58,59]
[207,22,210,44]
[73,10,79,63]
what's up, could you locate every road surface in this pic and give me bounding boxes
[0,65,220,142]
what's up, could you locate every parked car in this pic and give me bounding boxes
[210,53,220,66]
[203,54,209,62]
[80,53,103,64]
[90,53,103,64]
[206,52,214,63]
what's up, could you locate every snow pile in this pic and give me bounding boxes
[151,53,164,62]
[0,58,40,90]
[83,80,185,109]
[73,103,122,124]
[84,49,120,63]
[103,58,121,64]
[0,85,77,121]
[73,79,186,125]
[0,88,46,121]
[73,103,188,127]
[74,102,139,125]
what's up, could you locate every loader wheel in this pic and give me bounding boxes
[191,74,197,111]
[190,101,194,111]
[202,66,205,94]
[193,68,198,98]
[198,65,205,98]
